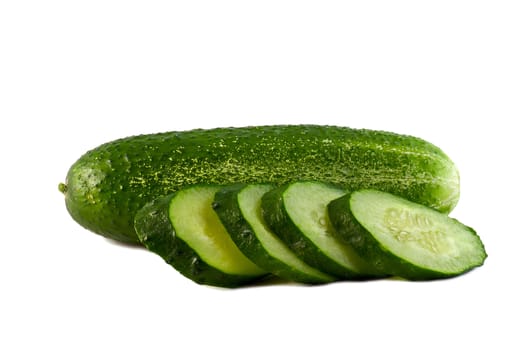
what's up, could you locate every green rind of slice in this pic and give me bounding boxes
[134,185,267,288]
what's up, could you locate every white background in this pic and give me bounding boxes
[1,1,524,349]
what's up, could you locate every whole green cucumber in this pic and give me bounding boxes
[59,125,460,243]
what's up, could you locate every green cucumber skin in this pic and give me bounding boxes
[134,192,266,288]
[63,125,460,243]
[327,193,485,280]
[213,184,334,284]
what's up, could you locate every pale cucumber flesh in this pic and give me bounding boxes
[170,186,264,276]
[283,182,381,275]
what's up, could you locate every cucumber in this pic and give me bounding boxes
[61,125,460,243]
[213,184,335,284]
[261,181,384,279]
[134,185,267,288]
[328,189,487,280]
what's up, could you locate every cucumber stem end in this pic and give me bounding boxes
[58,182,68,194]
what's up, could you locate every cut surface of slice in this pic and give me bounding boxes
[328,189,487,280]
[262,181,384,279]
[214,184,334,284]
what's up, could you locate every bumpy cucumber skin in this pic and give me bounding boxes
[213,184,334,285]
[327,193,486,280]
[134,192,267,288]
[63,125,460,243]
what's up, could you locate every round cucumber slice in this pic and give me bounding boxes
[328,189,487,280]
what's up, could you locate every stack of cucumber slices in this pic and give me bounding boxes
[134,181,486,287]
[60,125,487,287]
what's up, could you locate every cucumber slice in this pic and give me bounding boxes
[213,184,335,284]
[134,185,267,288]
[328,189,487,280]
[261,181,384,279]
